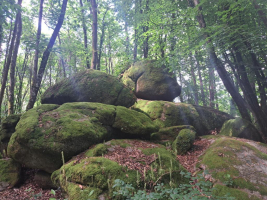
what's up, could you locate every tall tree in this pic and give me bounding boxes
[90,0,98,69]
[26,0,68,110]
[8,0,22,115]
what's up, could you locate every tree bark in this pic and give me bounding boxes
[97,8,108,70]
[26,0,68,110]
[90,0,98,69]
[195,53,206,106]
[8,3,22,115]
[79,0,90,69]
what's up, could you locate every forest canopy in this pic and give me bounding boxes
[0,0,267,138]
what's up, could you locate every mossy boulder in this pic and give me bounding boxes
[198,136,267,200]
[172,129,196,155]
[151,125,195,144]
[52,139,186,200]
[133,100,233,135]
[0,114,21,154]
[41,69,137,107]
[122,60,181,101]
[0,158,21,191]
[7,103,158,173]
[220,117,263,142]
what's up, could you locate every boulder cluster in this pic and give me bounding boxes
[0,61,264,199]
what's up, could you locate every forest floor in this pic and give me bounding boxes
[0,138,211,200]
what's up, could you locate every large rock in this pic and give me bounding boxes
[41,69,137,107]
[199,136,267,200]
[219,117,263,142]
[0,158,21,191]
[0,114,21,154]
[122,60,181,101]
[52,139,186,200]
[7,103,158,173]
[133,100,233,135]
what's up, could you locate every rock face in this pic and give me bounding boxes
[41,69,137,107]
[133,100,233,135]
[0,158,21,191]
[219,117,263,142]
[0,114,21,154]
[7,103,158,173]
[122,60,181,101]
[52,139,185,200]
[199,136,267,200]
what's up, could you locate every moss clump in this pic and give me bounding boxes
[172,129,196,155]
[151,125,195,144]
[113,106,159,139]
[52,157,137,200]
[0,158,21,191]
[86,143,108,157]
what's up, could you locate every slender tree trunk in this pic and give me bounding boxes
[0,24,3,60]
[90,0,98,69]
[16,50,29,113]
[0,0,22,120]
[189,54,199,105]
[26,0,68,110]
[195,53,206,106]
[79,0,90,69]
[97,8,108,70]
[208,61,215,108]
[57,34,66,77]
[133,0,138,61]
[8,3,22,115]
[31,0,44,103]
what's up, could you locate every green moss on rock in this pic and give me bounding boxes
[121,60,181,101]
[198,136,267,198]
[172,129,196,155]
[133,100,233,135]
[0,158,21,191]
[52,139,187,199]
[41,69,137,107]
[7,103,158,173]
[113,106,159,139]
[220,117,263,142]
[151,125,195,144]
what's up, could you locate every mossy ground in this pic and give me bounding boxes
[52,139,187,199]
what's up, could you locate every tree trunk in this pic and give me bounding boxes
[79,0,90,69]
[26,0,68,110]
[0,0,22,120]
[208,61,215,108]
[97,8,108,70]
[195,53,206,106]
[189,54,199,105]
[90,0,98,69]
[32,0,44,97]
[57,34,66,77]
[8,3,22,115]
